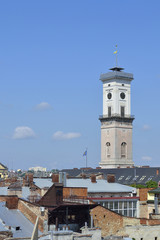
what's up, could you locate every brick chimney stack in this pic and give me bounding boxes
[81,173,86,179]
[52,174,59,183]
[6,196,18,209]
[90,174,96,183]
[107,174,115,183]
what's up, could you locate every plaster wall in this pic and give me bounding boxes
[100,120,133,168]
[102,80,131,116]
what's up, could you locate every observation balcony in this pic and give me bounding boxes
[99,114,135,123]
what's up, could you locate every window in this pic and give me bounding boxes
[106,142,111,157]
[118,176,124,181]
[147,176,154,181]
[16,227,20,231]
[133,175,139,181]
[99,200,137,218]
[125,176,132,180]
[108,107,111,117]
[139,176,146,182]
[121,106,125,117]
[121,142,127,158]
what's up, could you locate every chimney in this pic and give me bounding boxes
[52,174,59,183]
[90,174,96,183]
[28,173,33,185]
[107,174,115,183]
[59,172,66,187]
[157,169,159,176]
[6,196,18,209]
[81,173,86,179]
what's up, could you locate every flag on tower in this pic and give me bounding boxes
[114,44,118,54]
[83,150,87,156]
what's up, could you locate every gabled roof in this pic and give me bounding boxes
[33,178,53,189]
[0,162,8,170]
[0,187,31,200]
[0,202,42,237]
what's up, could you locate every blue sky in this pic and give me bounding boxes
[0,0,160,170]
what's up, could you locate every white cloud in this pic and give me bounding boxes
[13,126,36,139]
[52,131,81,140]
[141,156,152,161]
[35,102,52,111]
[142,124,150,130]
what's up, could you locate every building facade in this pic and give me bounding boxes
[99,67,134,168]
[0,163,8,179]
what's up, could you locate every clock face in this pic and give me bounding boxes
[107,92,112,100]
[120,92,125,99]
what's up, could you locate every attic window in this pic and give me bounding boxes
[125,176,132,180]
[16,226,21,231]
[147,176,154,181]
[133,176,139,181]
[139,176,146,181]
[118,176,124,181]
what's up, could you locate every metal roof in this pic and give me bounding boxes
[66,179,135,193]
[0,187,31,200]
[33,178,53,188]
[0,202,42,237]
[148,188,160,194]
[61,167,160,185]
[0,220,7,231]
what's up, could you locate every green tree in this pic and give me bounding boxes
[130,181,158,189]
[146,180,158,188]
[130,184,146,188]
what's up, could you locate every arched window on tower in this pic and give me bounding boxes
[106,142,111,158]
[121,142,127,158]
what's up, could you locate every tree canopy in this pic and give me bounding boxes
[130,180,158,189]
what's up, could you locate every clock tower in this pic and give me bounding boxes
[99,66,134,168]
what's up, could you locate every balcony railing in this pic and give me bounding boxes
[99,114,135,119]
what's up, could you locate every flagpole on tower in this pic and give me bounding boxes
[86,148,88,168]
[83,148,88,168]
[113,44,118,67]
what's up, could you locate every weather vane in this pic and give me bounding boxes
[113,44,118,67]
